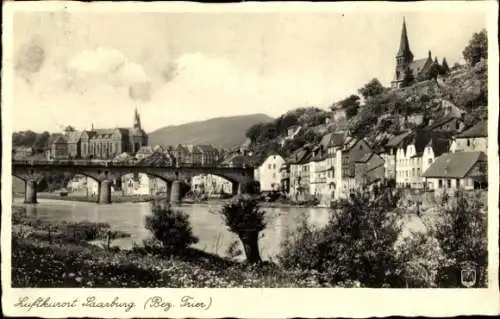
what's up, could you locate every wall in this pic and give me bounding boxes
[425,177,474,194]
[451,137,487,153]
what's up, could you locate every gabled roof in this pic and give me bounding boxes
[428,138,451,157]
[409,58,431,75]
[386,131,412,148]
[50,133,67,144]
[287,147,311,165]
[356,152,375,163]
[66,131,83,143]
[398,129,453,156]
[330,132,347,147]
[429,115,463,130]
[422,151,487,178]
[456,121,487,138]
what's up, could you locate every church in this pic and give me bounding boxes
[47,108,148,160]
[391,18,448,88]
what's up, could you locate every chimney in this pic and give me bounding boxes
[91,123,94,131]
[428,50,432,59]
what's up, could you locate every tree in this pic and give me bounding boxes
[279,182,405,287]
[64,125,76,133]
[336,94,361,119]
[402,68,415,87]
[462,29,487,66]
[432,191,488,287]
[144,201,198,254]
[32,131,50,151]
[218,195,266,263]
[358,78,385,100]
[441,58,450,75]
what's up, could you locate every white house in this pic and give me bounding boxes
[422,151,487,194]
[256,153,285,192]
[450,120,487,153]
[395,130,452,189]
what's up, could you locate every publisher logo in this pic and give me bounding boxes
[460,261,477,288]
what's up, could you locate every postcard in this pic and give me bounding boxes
[2,1,499,317]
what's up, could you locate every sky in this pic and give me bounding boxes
[10,8,487,133]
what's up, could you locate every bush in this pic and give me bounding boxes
[218,195,266,263]
[394,233,446,288]
[279,184,404,287]
[144,201,198,255]
[432,191,488,287]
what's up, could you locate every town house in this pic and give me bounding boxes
[355,152,386,187]
[255,153,285,192]
[287,146,311,200]
[395,129,453,189]
[422,151,487,194]
[450,120,487,153]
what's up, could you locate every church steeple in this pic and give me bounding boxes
[133,106,141,129]
[396,17,414,61]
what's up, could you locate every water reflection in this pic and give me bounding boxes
[12,198,331,260]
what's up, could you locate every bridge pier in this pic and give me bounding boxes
[24,180,38,204]
[232,182,246,195]
[99,180,112,204]
[170,180,181,204]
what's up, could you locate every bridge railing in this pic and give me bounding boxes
[12,159,253,169]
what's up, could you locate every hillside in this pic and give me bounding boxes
[349,59,488,147]
[148,114,273,148]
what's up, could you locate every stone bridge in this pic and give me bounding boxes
[12,160,255,204]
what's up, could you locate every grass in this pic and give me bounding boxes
[11,207,348,288]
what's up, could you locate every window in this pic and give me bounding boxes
[428,158,433,164]
[412,168,415,177]
[273,164,276,169]
[268,164,272,169]
[447,179,452,188]
[272,173,276,179]
[467,139,471,147]
[417,168,421,176]
[438,179,443,188]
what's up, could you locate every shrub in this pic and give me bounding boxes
[218,195,266,263]
[279,183,405,287]
[394,233,446,288]
[144,201,198,254]
[432,191,488,287]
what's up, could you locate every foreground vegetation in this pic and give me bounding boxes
[12,185,487,288]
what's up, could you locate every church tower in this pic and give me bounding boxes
[133,106,142,129]
[392,18,414,88]
[129,106,148,154]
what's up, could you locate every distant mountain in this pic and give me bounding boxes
[148,114,273,148]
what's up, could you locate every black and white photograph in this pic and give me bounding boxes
[2,1,499,317]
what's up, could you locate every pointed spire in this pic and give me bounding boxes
[133,106,141,129]
[397,17,413,59]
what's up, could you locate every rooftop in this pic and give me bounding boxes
[422,151,487,178]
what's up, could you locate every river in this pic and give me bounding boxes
[12,198,332,261]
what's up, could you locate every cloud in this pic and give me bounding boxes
[65,47,152,98]
[141,53,334,127]
[15,35,46,82]
[13,51,334,132]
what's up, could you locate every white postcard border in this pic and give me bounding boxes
[2,1,499,317]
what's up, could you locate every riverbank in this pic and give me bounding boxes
[13,192,323,208]
[11,207,346,288]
